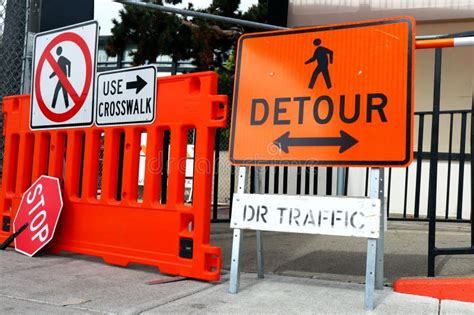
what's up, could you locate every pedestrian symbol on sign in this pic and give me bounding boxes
[305,38,333,89]
[49,46,72,109]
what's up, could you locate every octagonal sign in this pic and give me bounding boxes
[13,175,63,256]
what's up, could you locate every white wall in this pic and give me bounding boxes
[287,1,474,27]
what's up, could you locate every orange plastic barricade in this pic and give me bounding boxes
[0,71,227,281]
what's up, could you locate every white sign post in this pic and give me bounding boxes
[229,167,385,311]
[30,20,98,129]
[96,65,157,126]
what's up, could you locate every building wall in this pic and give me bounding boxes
[416,21,474,153]
[416,21,474,113]
[287,1,474,27]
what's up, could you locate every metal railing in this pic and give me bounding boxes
[97,60,196,74]
[0,0,29,177]
[385,110,472,222]
[210,106,472,224]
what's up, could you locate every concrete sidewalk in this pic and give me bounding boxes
[1,248,473,314]
[1,221,474,314]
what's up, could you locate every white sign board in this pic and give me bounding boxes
[96,65,156,126]
[231,193,380,238]
[30,20,98,129]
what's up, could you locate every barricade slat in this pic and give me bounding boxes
[167,126,187,206]
[143,127,163,206]
[82,131,100,200]
[122,128,141,203]
[16,134,33,193]
[32,133,49,181]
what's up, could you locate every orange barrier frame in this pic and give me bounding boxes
[0,71,227,281]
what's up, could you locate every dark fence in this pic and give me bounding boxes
[0,0,29,177]
[426,48,474,277]
[386,109,472,222]
[211,106,472,224]
[97,60,196,74]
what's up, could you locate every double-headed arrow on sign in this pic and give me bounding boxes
[274,130,358,154]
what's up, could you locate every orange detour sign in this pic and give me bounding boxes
[229,17,415,167]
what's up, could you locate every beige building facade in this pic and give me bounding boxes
[287,1,473,113]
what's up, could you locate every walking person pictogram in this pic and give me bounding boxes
[305,38,333,89]
[49,46,71,109]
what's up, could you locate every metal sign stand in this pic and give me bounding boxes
[254,167,265,279]
[229,166,385,311]
[365,167,385,310]
[229,167,264,293]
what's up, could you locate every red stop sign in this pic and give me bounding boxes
[13,175,63,256]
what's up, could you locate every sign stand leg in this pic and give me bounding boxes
[365,167,383,310]
[336,167,346,195]
[255,167,264,279]
[256,230,264,278]
[229,228,243,294]
[229,167,248,294]
[375,169,385,290]
[365,238,377,310]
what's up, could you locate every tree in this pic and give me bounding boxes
[106,0,268,97]
[106,1,193,66]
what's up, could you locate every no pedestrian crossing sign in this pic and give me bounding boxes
[30,20,98,130]
[96,65,157,126]
[229,17,415,167]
